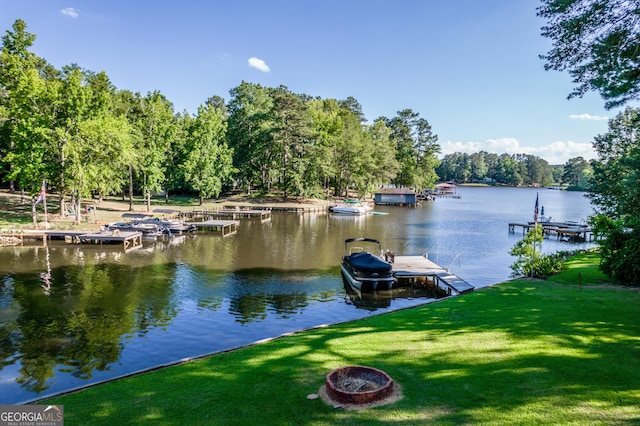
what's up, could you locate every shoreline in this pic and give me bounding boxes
[0,190,335,230]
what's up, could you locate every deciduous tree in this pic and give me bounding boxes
[588,108,640,283]
[182,104,234,204]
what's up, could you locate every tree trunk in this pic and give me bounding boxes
[31,198,37,225]
[9,140,15,193]
[128,165,134,211]
[75,198,82,224]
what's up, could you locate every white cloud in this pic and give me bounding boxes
[569,113,608,121]
[248,57,270,72]
[61,7,79,18]
[440,137,596,164]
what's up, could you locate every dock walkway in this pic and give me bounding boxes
[10,229,144,250]
[391,255,474,295]
[182,209,271,223]
[188,220,238,237]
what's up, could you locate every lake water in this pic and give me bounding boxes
[0,187,596,403]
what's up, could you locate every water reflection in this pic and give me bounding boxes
[1,260,178,395]
[342,279,441,311]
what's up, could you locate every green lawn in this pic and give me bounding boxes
[44,254,640,425]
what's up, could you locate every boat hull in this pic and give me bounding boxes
[330,206,367,215]
[341,259,395,291]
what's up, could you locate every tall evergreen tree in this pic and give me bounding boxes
[227,81,274,193]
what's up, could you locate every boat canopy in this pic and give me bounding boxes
[346,252,393,273]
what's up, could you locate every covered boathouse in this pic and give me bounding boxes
[374,188,418,206]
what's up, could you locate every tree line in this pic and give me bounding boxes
[437,151,592,188]
[0,20,443,222]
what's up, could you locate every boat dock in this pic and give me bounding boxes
[508,221,595,242]
[0,229,144,251]
[188,220,238,237]
[181,209,272,223]
[391,255,474,295]
[224,205,327,214]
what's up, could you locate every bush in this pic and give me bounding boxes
[509,226,565,278]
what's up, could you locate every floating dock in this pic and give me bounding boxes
[391,255,474,295]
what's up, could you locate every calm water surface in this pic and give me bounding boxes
[0,187,595,403]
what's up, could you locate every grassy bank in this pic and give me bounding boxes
[43,254,640,425]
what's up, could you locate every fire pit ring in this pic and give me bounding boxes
[325,365,394,405]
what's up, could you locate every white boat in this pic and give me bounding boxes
[330,200,370,215]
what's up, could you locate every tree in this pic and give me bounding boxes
[333,104,368,198]
[63,115,135,222]
[308,98,343,196]
[365,119,399,189]
[538,0,640,109]
[469,152,488,181]
[509,225,544,277]
[495,154,523,186]
[134,91,176,211]
[509,225,564,278]
[562,156,589,186]
[587,108,640,284]
[0,19,56,222]
[269,86,315,198]
[227,81,275,193]
[386,109,440,190]
[182,104,234,204]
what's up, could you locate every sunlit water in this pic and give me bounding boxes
[0,187,595,403]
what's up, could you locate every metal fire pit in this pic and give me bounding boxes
[325,365,394,405]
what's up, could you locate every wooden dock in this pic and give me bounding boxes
[508,221,594,242]
[76,230,143,251]
[1,229,144,250]
[182,209,271,223]
[391,255,474,295]
[188,220,238,237]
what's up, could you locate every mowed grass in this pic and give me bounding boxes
[44,254,640,425]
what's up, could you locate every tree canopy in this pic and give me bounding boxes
[539,0,640,285]
[538,0,640,109]
[587,108,640,283]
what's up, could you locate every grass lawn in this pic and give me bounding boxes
[43,253,640,425]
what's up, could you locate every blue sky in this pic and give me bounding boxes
[1,0,631,164]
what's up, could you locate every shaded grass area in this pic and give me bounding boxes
[0,190,202,229]
[548,251,610,285]
[44,255,640,425]
[0,191,36,226]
